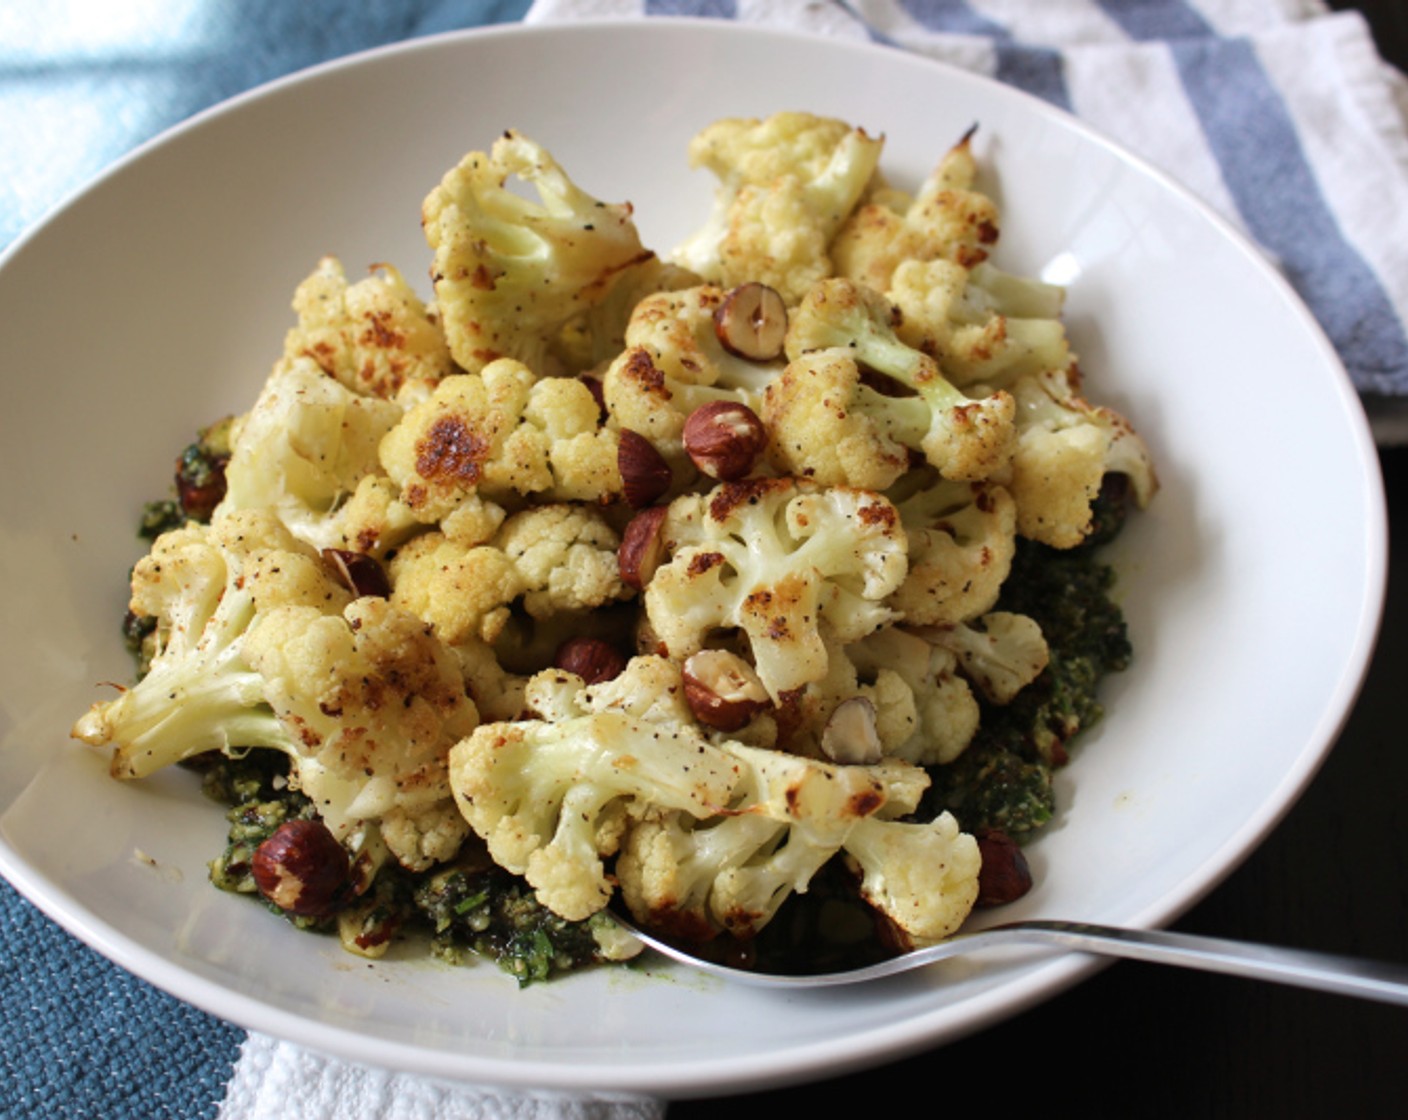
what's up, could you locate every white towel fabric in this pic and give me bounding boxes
[219,1034,663,1120]
[213,3,1408,1116]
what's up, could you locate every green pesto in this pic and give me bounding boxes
[412,861,620,987]
[197,752,327,931]
[197,750,614,984]
[924,479,1134,839]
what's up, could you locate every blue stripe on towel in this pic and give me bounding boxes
[1100,0,1408,390]
[1093,0,1211,40]
[896,0,1072,109]
[647,0,736,15]
[0,879,244,1120]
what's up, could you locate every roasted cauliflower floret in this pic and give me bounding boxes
[283,255,455,398]
[244,595,478,868]
[841,809,981,948]
[378,360,620,519]
[600,284,783,467]
[831,126,1000,292]
[447,657,742,921]
[1008,367,1159,548]
[769,278,1016,484]
[217,356,418,555]
[387,531,524,646]
[422,130,658,375]
[672,111,884,305]
[388,502,627,645]
[644,478,908,700]
[847,625,982,766]
[923,611,1051,705]
[617,739,979,947]
[888,258,1070,389]
[887,471,1017,626]
[72,511,478,871]
[493,502,628,619]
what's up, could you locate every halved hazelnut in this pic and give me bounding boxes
[682,649,770,731]
[682,401,768,481]
[321,548,391,598]
[820,696,883,765]
[251,818,353,918]
[618,505,669,590]
[553,636,627,685]
[617,428,673,508]
[713,282,788,361]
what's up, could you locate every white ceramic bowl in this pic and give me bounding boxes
[0,18,1386,1098]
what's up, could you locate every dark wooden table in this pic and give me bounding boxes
[670,6,1408,1115]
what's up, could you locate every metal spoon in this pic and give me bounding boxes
[615,914,1408,1004]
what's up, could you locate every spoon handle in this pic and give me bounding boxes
[983,920,1408,1006]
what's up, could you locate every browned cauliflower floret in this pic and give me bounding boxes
[284,256,455,399]
[72,512,479,873]
[388,532,524,645]
[388,502,628,645]
[921,611,1051,705]
[887,258,1071,389]
[601,284,783,457]
[617,739,979,948]
[831,127,1000,292]
[244,595,479,869]
[766,278,1016,485]
[762,348,914,491]
[422,130,659,375]
[447,657,742,921]
[378,360,620,519]
[217,356,417,554]
[644,478,908,700]
[671,112,884,306]
[886,471,1017,626]
[1008,367,1159,548]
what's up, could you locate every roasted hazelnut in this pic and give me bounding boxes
[682,401,768,481]
[174,449,229,522]
[251,819,353,918]
[713,282,788,361]
[321,548,391,598]
[617,428,673,508]
[553,636,627,684]
[682,649,770,731]
[579,373,607,422]
[618,505,669,590]
[974,829,1034,907]
[819,696,883,765]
